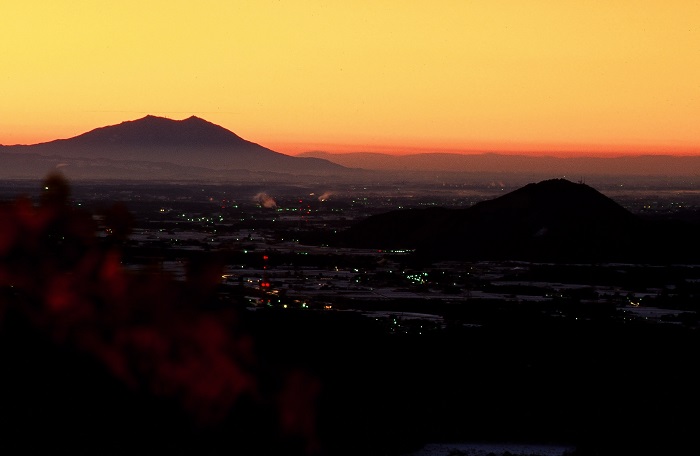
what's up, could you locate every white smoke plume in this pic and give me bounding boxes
[317,191,333,202]
[253,192,277,209]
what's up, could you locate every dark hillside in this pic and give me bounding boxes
[340,179,699,263]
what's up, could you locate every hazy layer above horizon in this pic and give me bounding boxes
[1,116,698,182]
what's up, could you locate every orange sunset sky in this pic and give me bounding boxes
[1,1,699,157]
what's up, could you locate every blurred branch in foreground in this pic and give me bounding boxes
[0,172,321,456]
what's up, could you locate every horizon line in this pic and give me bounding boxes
[2,114,699,158]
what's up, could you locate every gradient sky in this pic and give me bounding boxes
[2,1,699,156]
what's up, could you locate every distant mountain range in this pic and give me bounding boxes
[299,150,700,177]
[339,178,700,263]
[1,115,698,181]
[0,116,347,181]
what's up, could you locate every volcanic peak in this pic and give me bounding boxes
[68,115,247,147]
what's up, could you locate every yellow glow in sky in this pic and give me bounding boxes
[1,1,699,156]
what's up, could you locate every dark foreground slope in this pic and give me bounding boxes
[5,296,700,456]
[341,179,700,263]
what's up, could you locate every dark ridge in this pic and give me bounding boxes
[466,178,636,225]
[339,178,699,263]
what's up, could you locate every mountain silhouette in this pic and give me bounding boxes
[340,178,699,263]
[299,150,700,177]
[68,115,249,147]
[0,116,346,179]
